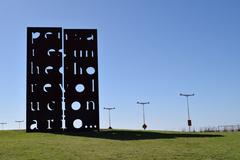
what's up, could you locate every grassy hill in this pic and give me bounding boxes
[0,130,240,160]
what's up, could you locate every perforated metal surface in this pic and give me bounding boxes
[26,27,99,132]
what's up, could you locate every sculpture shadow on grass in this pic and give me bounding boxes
[56,130,223,141]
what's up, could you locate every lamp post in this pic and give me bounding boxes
[137,101,150,130]
[15,120,24,130]
[0,122,7,130]
[180,93,195,132]
[104,107,115,129]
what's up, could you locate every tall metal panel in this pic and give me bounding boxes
[64,29,99,131]
[26,27,62,132]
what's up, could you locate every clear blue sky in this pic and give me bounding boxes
[0,0,240,130]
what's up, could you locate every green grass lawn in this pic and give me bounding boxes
[0,130,240,160]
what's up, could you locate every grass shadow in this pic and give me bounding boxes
[56,129,223,141]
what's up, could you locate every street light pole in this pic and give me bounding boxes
[0,122,7,130]
[15,120,24,130]
[180,93,195,132]
[104,107,115,129]
[137,101,150,130]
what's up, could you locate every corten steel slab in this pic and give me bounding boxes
[26,27,99,132]
[27,27,62,132]
[64,29,99,131]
